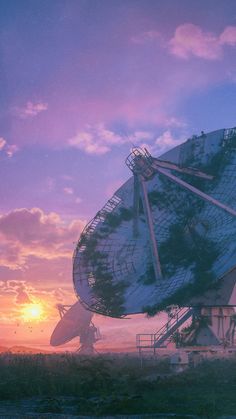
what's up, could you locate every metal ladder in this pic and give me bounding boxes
[136,307,193,355]
[75,194,122,254]
[73,193,122,309]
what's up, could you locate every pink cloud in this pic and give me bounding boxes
[169,23,221,60]
[141,130,185,156]
[169,23,236,60]
[68,123,126,155]
[0,280,32,305]
[220,26,236,46]
[14,101,48,118]
[0,208,85,269]
[69,123,158,155]
[0,137,6,151]
[0,138,18,157]
[63,187,74,195]
[15,287,32,305]
[6,144,19,158]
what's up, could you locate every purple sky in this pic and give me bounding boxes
[1,0,236,350]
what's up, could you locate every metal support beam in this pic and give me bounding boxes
[133,174,140,237]
[152,159,213,180]
[139,175,162,280]
[156,167,236,218]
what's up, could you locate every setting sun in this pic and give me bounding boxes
[21,303,45,322]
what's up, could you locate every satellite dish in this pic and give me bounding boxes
[50,301,96,350]
[73,127,236,318]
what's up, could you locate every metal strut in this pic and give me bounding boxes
[126,147,236,284]
[133,174,140,238]
[154,167,236,218]
[138,174,162,280]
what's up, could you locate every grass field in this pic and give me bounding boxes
[0,352,235,417]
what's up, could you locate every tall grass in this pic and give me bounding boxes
[0,353,235,416]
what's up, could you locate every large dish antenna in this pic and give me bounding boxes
[73,128,236,317]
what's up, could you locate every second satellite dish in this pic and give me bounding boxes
[50,301,101,353]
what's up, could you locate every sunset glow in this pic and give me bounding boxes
[21,303,45,323]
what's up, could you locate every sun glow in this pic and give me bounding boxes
[21,303,45,322]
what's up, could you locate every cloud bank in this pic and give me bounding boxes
[0,208,85,269]
[169,24,236,60]
[15,101,48,119]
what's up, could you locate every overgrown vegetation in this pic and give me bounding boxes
[172,315,211,347]
[141,134,236,314]
[91,261,128,317]
[103,206,134,231]
[79,235,127,317]
[77,207,134,317]
[0,353,236,417]
[138,264,156,285]
[144,271,218,316]
[142,194,219,314]
[79,207,134,246]
[197,134,236,179]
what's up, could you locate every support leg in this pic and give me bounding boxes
[139,175,162,280]
[133,174,140,237]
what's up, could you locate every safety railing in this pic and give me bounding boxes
[136,307,193,350]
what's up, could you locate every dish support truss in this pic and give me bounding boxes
[125,131,236,281]
[136,306,236,356]
[136,307,193,355]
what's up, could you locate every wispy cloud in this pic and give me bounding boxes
[0,208,85,269]
[130,131,153,143]
[15,287,32,305]
[63,187,74,195]
[0,137,19,158]
[0,280,32,305]
[6,144,19,158]
[15,101,48,118]
[141,130,185,156]
[0,137,6,151]
[68,123,156,155]
[68,123,125,155]
[169,24,236,60]
[220,26,236,46]
[133,24,236,61]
